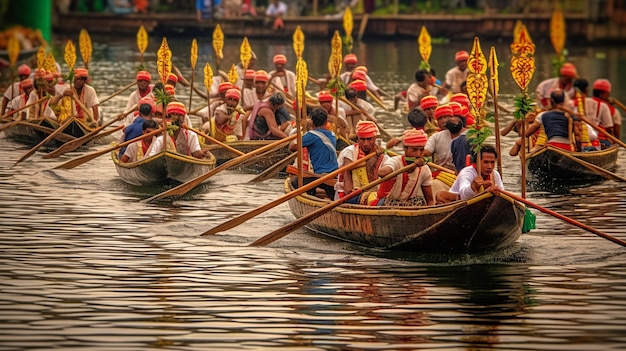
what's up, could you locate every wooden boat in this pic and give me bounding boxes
[201,139,290,173]
[525,144,619,183]
[111,149,217,186]
[285,179,526,254]
[2,117,102,147]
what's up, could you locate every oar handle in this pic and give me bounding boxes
[0,96,50,120]
[501,190,626,248]
[183,124,244,156]
[557,105,626,149]
[338,96,394,141]
[249,162,418,247]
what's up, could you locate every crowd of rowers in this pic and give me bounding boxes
[1,49,620,206]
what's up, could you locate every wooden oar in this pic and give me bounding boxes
[500,189,626,248]
[43,110,129,159]
[248,152,297,183]
[182,125,244,157]
[13,117,77,167]
[204,151,378,236]
[143,134,297,203]
[249,162,417,246]
[357,13,369,42]
[609,97,626,113]
[0,120,20,133]
[99,81,136,105]
[339,96,394,141]
[14,121,76,143]
[543,145,626,182]
[54,127,165,170]
[366,88,390,111]
[557,105,626,149]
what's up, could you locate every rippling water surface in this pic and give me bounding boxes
[1,36,626,350]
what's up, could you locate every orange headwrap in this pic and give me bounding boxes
[74,68,89,78]
[420,95,438,110]
[350,80,367,92]
[355,120,379,138]
[593,78,611,93]
[244,69,255,79]
[343,54,357,64]
[164,84,176,96]
[19,79,34,89]
[318,90,333,102]
[560,63,577,78]
[136,70,151,82]
[218,81,234,93]
[434,105,453,120]
[450,93,470,108]
[273,54,287,64]
[403,129,428,146]
[167,73,178,83]
[351,70,366,81]
[455,50,469,61]
[17,64,31,76]
[254,70,268,82]
[166,101,186,116]
[225,88,241,100]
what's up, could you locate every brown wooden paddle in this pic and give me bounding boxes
[249,162,418,246]
[500,189,626,248]
[143,134,297,203]
[14,122,76,143]
[0,96,50,125]
[248,152,297,183]
[43,111,129,159]
[182,125,244,157]
[543,145,626,182]
[13,117,77,167]
[54,127,165,170]
[203,151,378,236]
[99,81,136,105]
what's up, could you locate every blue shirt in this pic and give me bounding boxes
[119,116,146,156]
[302,128,338,174]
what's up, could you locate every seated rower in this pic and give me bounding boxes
[203,88,245,142]
[120,120,159,163]
[435,144,503,204]
[373,129,434,206]
[289,108,338,199]
[147,102,212,159]
[525,90,577,151]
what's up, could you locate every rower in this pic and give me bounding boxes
[444,51,469,95]
[525,90,578,151]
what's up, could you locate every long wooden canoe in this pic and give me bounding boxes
[3,117,109,147]
[201,139,290,173]
[111,150,217,186]
[526,144,619,182]
[285,179,525,254]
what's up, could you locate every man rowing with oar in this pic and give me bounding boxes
[50,67,100,126]
[122,70,154,125]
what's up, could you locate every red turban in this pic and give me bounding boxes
[136,70,151,82]
[403,129,428,146]
[455,50,469,61]
[17,64,31,76]
[273,54,287,64]
[434,105,453,120]
[138,95,156,113]
[351,70,366,81]
[225,88,241,100]
[350,80,367,92]
[254,70,268,82]
[244,69,255,79]
[355,120,379,138]
[560,63,577,78]
[74,68,89,78]
[343,54,357,64]
[164,84,176,96]
[167,73,178,83]
[166,101,186,116]
[19,79,34,89]
[450,93,470,107]
[43,73,54,82]
[449,101,465,117]
[420,95,438,110]
[593,79,611,93]
[318,90,333,102]
[218,81,233,93]
[354,65,368,73]
[465,113,475,126]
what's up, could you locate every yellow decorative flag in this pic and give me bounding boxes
[466,37,488,118]
[328,31,343,78]
[418,26,431,65]
[489,46,499,96]
[510,24,535,92]
[240,37,252,70]
[343,6,353,51]
[190,38,198,69]
[296,58,308,111]
[37,46,46,70]
[79,28,92,68]
[156,37,172,84]
[64,40,76,72]
[203,62,213,93]
[550,8,565,57]
[213,24,224,60]
[137,25,148,54]
[228,63,238,84]
[44,52,57,74]
[7,35,19,66]
[292,26,305,59]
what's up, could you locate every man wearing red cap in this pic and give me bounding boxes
[268,54,296,96]
[118,95,157,157]
[197,81,234,125]
[242,70,271,111]
[436,144,504,204]
[208,88,245,141]
[535,62,577,109]
[147,102,211,159]
[445,50,469,94]
[2,64,31,115]
[123,70,154,124]
[386,108,430,149]
[51,67,100,125]
[424,104,457,176]
[317,90,350,147]
[120,119,159,163]
[339,54,382,99]
[335,120,389,204]
[246,92,289,140]
[592,78,621,140]
[5,79,35,120]
[374,129,434,206]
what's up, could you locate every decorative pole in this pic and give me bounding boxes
[203,63,214,138]
[189,38,198,111]
[417,26,431,70]
[488,46,503,176]
[212,24,224,71]
[156,37,173,144]
[61,40,77,123]
[510,23,536,199]
[137,25,148,68]
[7,34,19,107]
[79,29,92,70]
[293,25,306,188]
[343,6,353,53]
[550,4,566,76]
[465,37,489,177]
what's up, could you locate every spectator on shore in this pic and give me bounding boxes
[265,0,287,30]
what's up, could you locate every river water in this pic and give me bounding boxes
[1,35,626,350]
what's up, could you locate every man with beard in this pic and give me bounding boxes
[335,120,389,204]
[147,102,211,159]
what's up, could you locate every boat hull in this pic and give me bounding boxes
[526,144,619,182]
[3,118,108,148]
[201,140,290,173]
[112,150,216,186]
[285,180,525,254]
